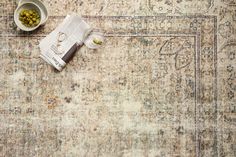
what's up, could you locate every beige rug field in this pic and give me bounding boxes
[0,0,235,156]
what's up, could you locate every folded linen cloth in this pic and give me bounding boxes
[39,14,92,71]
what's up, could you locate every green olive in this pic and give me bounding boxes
[36,19,40,24]
[19,17,24,21]
[19,9,40,27]
[93,39,103,45]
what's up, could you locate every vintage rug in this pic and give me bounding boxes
[0,0,236,156]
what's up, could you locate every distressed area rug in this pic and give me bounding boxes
[0,0,236,157]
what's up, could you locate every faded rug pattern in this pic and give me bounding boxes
[0,0,236,156]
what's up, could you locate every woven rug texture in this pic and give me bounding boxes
[0,0,236,156]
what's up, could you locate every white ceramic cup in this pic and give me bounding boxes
[14,2,42,31]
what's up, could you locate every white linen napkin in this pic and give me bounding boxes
[39,14,92,71]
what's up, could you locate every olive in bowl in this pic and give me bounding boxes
[19,9,40,27]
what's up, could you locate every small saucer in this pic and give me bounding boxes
[17,0,48,25]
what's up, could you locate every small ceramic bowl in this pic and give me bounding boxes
[14,2,42,31]
[84,31,104,49]
[17,0,49,25]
